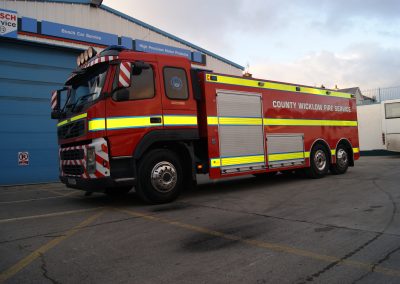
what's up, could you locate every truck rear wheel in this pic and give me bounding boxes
[330,146,349,175]
[306,144,329,179]
[136,149,183,204]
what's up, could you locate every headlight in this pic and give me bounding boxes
[87,147,96,174]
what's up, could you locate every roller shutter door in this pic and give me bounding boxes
[0,39,80,185]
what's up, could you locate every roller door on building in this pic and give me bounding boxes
[0,39,80,185]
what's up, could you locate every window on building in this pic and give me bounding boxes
[163,67,189,100]
[385,102,400,119]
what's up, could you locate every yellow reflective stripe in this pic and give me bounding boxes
[207,116,218,125]
[353,148,359,153]
[208,117,357,127]
[206,74,352,99]
[218,117,262,125]
[207,116,262,125]
[88,115,198,131]
[57,113,87,127]
[211,148,357,168]
[163,115,197,126]
[268,152,305,162]
[88,119,106,131]
[107,116,161,130]
[264,118,358,127]
[211,155,265,168]
[210,158,221,168]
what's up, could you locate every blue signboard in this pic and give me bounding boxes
[21,17,37,33]
[41,21,118,46]
[134,39,191,60]
[0,8,18,39]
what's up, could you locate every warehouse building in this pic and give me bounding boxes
[0,0,244,185]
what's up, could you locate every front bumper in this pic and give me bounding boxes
[60,176,135,192]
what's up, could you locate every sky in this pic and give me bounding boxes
[102,0,400,90]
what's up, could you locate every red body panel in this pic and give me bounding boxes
[199,73,359,179]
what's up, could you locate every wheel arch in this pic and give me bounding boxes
[309,138,331,160]
[133,129,199,184]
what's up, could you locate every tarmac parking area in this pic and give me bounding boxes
[1,156,400,284]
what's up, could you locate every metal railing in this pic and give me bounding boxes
[361,86,400,103]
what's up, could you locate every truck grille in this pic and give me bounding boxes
[63,165,84,176]
[58,120,86,139]
[60,149,84,160]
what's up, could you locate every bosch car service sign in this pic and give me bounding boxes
[0,8,17,39]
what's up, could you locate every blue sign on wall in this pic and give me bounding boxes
[41,21,118,46]
[21,17,37,33]
[0,8,18,39]
[134,39,191,60]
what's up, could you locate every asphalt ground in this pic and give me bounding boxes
[0,156,399,284]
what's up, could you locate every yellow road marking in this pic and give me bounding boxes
[118,208,400,278]
[0,196,69,205]
[0,187,78,204]
[0,210,104,282]
[0,207,104,224]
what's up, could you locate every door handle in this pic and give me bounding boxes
[150,117,162,124]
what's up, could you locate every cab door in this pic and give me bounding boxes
[157,57,197,128]
[105,61,163,157]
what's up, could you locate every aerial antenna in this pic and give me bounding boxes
[243,62,252,78]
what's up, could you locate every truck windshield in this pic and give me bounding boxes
[64,64,108,114]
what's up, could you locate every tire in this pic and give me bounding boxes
[136,149,183,204]
[330,145,349,175]
[105,186,132,197]
[305,144,330,179]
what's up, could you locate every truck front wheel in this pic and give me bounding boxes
[136,149,183,204]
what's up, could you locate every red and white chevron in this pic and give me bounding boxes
[118,62,131,88]
[51,91,57,110]
[59,138,110,179]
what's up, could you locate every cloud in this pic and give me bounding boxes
[102,1,400,90]
[251,42,400,90]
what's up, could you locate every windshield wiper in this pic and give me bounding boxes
[71,92,96,113]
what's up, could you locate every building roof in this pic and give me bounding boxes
[340,87,360,94]
[36,0,245,70]
[340,87,375,101]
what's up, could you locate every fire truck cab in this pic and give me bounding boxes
[51,46,359,204]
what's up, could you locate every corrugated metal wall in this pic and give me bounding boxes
[0,39,80,185]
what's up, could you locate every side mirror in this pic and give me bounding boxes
[51,110,62,119]
[134,61,150,70]
[116,61,150,89]
[113,88,130,102]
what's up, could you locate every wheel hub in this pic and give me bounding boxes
[150,161,177,193]
[314,150,327,171]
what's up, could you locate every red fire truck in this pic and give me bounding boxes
[51,46,359,203]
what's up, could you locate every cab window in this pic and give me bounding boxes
[163,67,189,100]
[126,66,155,100]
